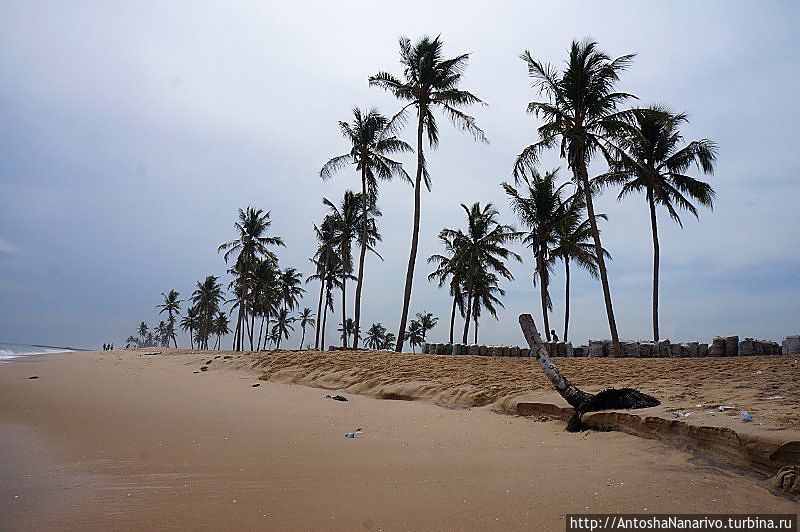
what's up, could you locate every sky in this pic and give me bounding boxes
[1,1,799,350]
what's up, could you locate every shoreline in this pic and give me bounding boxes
[1,349,796,529]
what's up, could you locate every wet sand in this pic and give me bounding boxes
[0,350,796,530]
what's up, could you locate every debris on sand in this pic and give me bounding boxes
[326,394,348,402]
[200,366,209,372]
[28,376,39,379]
[252,383,261,387]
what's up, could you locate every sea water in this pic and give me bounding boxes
[0,342,76,362]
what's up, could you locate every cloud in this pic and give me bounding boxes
[0,238,17,255]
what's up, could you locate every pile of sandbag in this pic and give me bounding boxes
[783,335,800,355]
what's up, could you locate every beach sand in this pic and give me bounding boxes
[1,349,797,530]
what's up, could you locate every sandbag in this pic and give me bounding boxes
[698,343,708,357]
[725,336,739,356]
[686,342,699,357]
[783,335,800,355]
[588,340,604,358]
[710,336,726,356]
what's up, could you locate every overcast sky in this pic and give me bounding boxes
[1,1,799,350]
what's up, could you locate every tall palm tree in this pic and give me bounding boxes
[297,308,315,350]
[415,311,438,344]
[322,191,381,348]
[370,35,487,352]
[278,267,305,312]
[514,39,636,356]
[218,207,284,351]
[551,191,608,342]
[272,308,295,350]
[503,169,569,342]
[601,106,717,342]
[469,270,505,344]
[308,218,339,350]
[405,319,424,353]
[191,275,224,350]
[156,290,181,347]
[180,307,198,350]
[428,231,466,344]
[438,203,521,344]
[364,322,387,349]
[213,312,230,350]
[321,107,412,348]
[137,322,149,346]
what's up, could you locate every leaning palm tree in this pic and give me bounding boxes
[514,39,636,356]
[439,202,521,344]
[364,322,387,350]
[321,107,411,348]
[519,313,659,431]
[370,34,487,352]
[218,207,284,351]
[298,308,315,350]
[601,106,717,342]
[551,191,608,342]
[156,289,181,347]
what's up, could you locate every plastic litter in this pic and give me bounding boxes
[326,394,348,402]
[675,412,693,418]
[740,411,753,422]
[345,428,364,438]
[718,405,735,412]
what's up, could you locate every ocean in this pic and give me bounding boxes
[0,342,77,362]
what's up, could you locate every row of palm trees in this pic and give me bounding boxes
[318,36,717,355]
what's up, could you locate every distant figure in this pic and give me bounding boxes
[102,343,107,351]
[551,330,559,342]
[110,343,114,351]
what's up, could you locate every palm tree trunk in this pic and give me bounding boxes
[563,258,571,342]
[449,294,457,344]
[462,283,473,344]
[249,306,256,351]
[353,166,369,349]
[189,328,194,350]
[537,255,552,342]
[473,307,478,344]
[258,315,266,351]
[300,326,306,350]
[576,162,620,356]
[648,189,660,343]
[321,291,329,351]
[341,277,348,348]
[396,112,426,352]
[314,278,324,350]
[518,314,591,408]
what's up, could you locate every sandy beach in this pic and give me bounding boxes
[1,349,797,530]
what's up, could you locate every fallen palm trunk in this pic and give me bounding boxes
[518,314,660,432]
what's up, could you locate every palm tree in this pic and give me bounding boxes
[298,308,315,350]
[364,322,387,349]
[322,191,381,348]
[551,191,608,342]
[601,106,717,342]
[278,267,305,312]
[438,203,520,344]
[405,319,425,353]
[180,307,198,350]
[218,207,285,351]
[155,321,170,347]
[321,107,412,348]
[428,231,466,344]
[271,308,295,350]
[380,332,397,351]
[137,322,149,346]
[213,312,230,350]
[370,35,487,352]
[514,39,636,357]
[156,290,182,347]
[125,335,138,349]
[337,318,358,347]
[415,311,438,343]
[191,275,224,350]
[503,169,571,342]
[469,270,505,344]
